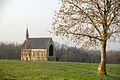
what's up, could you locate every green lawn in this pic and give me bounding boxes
[0,60,120,80]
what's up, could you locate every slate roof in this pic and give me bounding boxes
[22,38,53,49]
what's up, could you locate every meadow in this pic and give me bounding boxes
[0,60,120,80]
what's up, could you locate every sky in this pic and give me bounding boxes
[0,0,120,50]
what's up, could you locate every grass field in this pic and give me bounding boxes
[0,60,120,80]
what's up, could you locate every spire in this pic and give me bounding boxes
[26,27,29,40]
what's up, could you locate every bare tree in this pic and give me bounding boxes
[52,0,120,75]
[0,42,21,60]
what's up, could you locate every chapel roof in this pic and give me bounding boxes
[22,38,53,49]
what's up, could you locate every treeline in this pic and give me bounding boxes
[55,44,120,64]
[0,42,120,64]
[0,42,21,60]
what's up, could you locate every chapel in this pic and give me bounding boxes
[21,28,56,61]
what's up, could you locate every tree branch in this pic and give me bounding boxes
[69,32,102,41]
[62,28,102,41]
[68,1,102,37]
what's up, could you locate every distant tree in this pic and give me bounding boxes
[52,0,120,75]
[0,42,21,59]
[107,50,120,64]
[55,43,120,63]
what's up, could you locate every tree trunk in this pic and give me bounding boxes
[98,40,107,75]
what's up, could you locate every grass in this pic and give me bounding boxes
[0,60,120,80]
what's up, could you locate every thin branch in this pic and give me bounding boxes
[106,27,120,40]
[69,32,102,41]
[108,7,120,27]
[63,28,102,41]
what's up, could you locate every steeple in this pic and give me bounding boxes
[26,27,29,40]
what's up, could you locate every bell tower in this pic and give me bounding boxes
[26,27,29,40]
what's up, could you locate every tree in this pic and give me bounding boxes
[0,42,21,59]
[52,0,120,75]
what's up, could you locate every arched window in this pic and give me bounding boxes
[49,45,53,56]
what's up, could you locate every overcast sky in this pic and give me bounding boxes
[0,0,120,50]
[0,0,61,42]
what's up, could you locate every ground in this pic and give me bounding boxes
[0,60,120,80]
